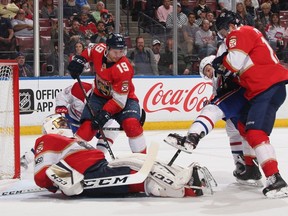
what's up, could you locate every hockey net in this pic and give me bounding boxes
[0,60,20,179]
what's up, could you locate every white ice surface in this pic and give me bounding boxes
[1,128,288,216]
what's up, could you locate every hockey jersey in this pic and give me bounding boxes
[34,134,105,192]
[55,82,92,122]
[81,43,139,115]
[222,25,288,100]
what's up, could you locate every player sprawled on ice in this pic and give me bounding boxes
[165,53,262,187]
[67,33,147,154]
[20,81,120,169]
[168,10,288,198]
[34,114,217,198]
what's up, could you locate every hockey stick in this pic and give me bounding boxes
[83,141,159,189]
[0,187,46,196]
[168,149,182,166]
[76,76,115,160]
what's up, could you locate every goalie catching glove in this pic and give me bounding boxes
[91,110,112,130]
[68,55,87,79]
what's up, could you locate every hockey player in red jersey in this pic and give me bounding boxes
[67,33,146,154]
[34,114,216,198]
[55,81,119,153]
[211,10,288,198]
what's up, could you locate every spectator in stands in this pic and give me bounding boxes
[194,19,217,59]
[20,1,33,20]
[75,0,89,8]
[265,13,285,59]
[218,0,233,11]
[151,39,161,65]
[206,11,217,34]
[244,0,257,20]
[15,52,33,77]
[77,4,96,24]
[0,16,15,59]
[182,12,200,55]
[158,36,192,75]
[166,2,188,31]
[90,20,107,43]
[271,0,281,14]
[156,0,173,26]
[193,0,211,19]
[78,10,97,41]
[144,0,162,19]
[195,8,207,26]
[45,42,69,76]
[279,0,288,10]
[236,2,255,26]
[257,2,273,28]
[0,0,19,19]
[180,0,192,16]
[63,0,81,20]
[128,36,159,76]
[64,19,86,56]
[69,41,92,76]
[11,9,33,36]
[41,0,58,18]
[91,1,105,22]
[100,9,114,34]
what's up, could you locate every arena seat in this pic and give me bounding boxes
[15,36,34,52]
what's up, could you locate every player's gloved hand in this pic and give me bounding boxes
[91,110,112,130]
[55,106,68,114]
[68,55,87,79]
[212,51,228,76]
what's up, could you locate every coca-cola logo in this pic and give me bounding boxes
[143,82,213,113]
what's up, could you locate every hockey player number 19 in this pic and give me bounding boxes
[116,62,129,73]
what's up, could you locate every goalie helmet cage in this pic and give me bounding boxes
[0,60,20,179]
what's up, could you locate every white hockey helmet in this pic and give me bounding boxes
[199,55,216,79]
[42,114,74,138]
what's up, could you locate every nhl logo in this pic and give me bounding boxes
[19,89,34,114]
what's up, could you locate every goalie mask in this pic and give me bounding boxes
[42,114,74,138]
[199,55,216,79]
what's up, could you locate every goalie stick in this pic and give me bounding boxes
[76,76,115,160]
[83,141,159,189]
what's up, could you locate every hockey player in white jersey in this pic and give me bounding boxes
[165,50,262,187]
[20,81,120,169]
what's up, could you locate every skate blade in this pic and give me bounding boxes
[264,186,288,198]
[164,136,193,154]
[235,178,264,187]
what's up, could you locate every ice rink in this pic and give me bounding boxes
[1,128,288,216]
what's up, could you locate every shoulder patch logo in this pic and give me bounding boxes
[121,81,129,92]
[229,38,237,48]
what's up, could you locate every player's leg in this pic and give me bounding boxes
[239,83,288,197]
[115,99,146,154]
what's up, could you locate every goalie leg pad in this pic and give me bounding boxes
[144,177,185,198]
[46,159,84,196]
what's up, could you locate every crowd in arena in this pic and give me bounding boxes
[0,0,288,76]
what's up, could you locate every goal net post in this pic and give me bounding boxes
[0,60,20,179]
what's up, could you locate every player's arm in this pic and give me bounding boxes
[55,85,74,114]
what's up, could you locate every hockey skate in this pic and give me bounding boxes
[232,155,245,177]
[164,133,200,153]
[263,173,288,198]
[233,163,263,187]
[20,155,29,170]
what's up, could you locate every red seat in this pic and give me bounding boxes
[124,36,132,49]
[15,36,34,52]
[39,18,51,27]
[280,10,288,20]
[40,36,52,54]
[40,26,52,36]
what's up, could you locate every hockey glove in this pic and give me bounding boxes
[212,51,228,76]
[91,110,112,130]
[55,106,68,114]
[68,55,87,79]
